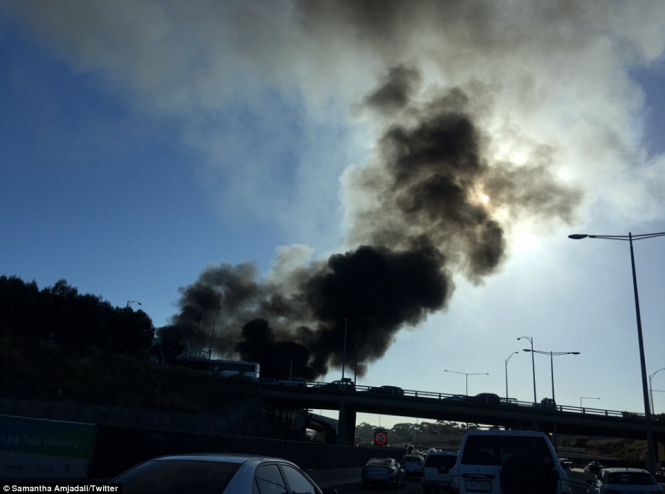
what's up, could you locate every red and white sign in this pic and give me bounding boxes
[374,431,388,446]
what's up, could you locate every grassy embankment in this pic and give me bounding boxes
[0,331,257,414]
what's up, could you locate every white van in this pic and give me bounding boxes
[422,450,458,493]
[450,430,572,494]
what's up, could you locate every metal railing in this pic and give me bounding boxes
[287,381,644,420]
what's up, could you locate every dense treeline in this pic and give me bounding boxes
[0,275,257,411]
[355,420,466,446]
[0,275,154,356]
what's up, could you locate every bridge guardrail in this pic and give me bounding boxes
[300,381,642,420]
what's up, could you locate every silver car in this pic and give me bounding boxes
[362,457,406,489]
[586,467,664,494]
[111,453,337,494]
[401,454,425,478]
[422,450,458,493]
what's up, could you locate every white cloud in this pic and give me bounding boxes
[6,0,665,257]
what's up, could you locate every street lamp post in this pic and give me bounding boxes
[518,336,537,405]
[649,367,665,415]
[580,397,600,409]
[569,231,665,473]
[444,370,489,396]
[207,320,217,360]
[523,348,580,453]
[354,333,362,385]
[281,359,293,379]
[505,352,519,400]
[341,318,348,382]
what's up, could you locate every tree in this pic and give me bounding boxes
[391,422,417,443]
[1,276,156,356]
[0,276,42,337]
[355,422,376,443]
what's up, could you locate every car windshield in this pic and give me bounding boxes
[114,459,240,494]
[461,436,554,467]
[607,472,657,485]
[425,455,457,468]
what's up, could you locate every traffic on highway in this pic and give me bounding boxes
[267,378,647,420]
[106,449,630,494]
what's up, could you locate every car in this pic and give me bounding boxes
[111,453,337,494]
[323,378,355,391]
[450,429,572,494]
[277,377,308,387]
[541,398,557,409]
[586,467,664,493]
[584,461,604,474]
[656,467,665,482]
[400,454,425,478]
[369,385,405,396]
[361,457,405,489]
[421,450,458,493]
[468,393,501,405]
[443,394,467,402]
[258,377,279,387]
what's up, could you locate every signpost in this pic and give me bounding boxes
[373,428,388,446]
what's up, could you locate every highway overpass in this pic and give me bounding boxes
[262,384,665,452]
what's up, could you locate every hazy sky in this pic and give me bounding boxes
[2,1,665,428]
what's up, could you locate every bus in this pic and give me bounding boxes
[176,356,260,381]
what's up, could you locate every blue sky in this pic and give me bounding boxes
[2,1,665,428]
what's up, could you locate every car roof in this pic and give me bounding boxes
[367,457,395,464]
[602,467,651,474]
[149,453,294,465]
[464,429,547,437]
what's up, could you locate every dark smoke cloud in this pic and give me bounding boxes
[363,65,421,115]
[345,66,582,282]
[167,66,581,379]
[167,244,452,379]
[235,319,316,380]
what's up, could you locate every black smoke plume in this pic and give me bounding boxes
[166,65,581,380]
[168,243,451,379]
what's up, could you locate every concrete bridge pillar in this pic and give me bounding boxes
[336,401,357,446]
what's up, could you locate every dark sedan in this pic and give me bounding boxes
[368,385,404,396]
[468,392,501,404]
